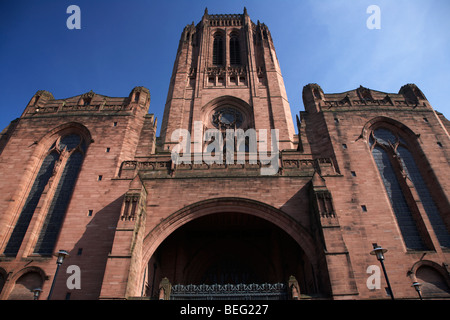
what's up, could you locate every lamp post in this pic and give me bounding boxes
[47,250,69,300]
[370,243,394,300]
[411,281,423,300]
[33,288,42,300]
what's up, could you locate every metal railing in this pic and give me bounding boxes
[170,283,287,300]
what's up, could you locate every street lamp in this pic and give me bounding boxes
[370,243,394,300]
[411,281,423,300]
[33,288,42,300]
[47,249,69,300]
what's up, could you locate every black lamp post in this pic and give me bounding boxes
[370,243,394,300]
[47,250,69,300]
[33,288,42,300]
[411,281,423,300]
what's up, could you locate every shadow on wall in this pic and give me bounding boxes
[40,195,124,300]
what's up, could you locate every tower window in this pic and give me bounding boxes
[230,36,241,65]
[213,35,224,66]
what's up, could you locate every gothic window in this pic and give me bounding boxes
[211,107,243,130]
[396,146,450,248]
[213,35,224,66]
[230,35,241,65]
[369,127,450,250]
[34,134,86,255]
[3,152,59,256]
[371,145,426,250]
[3,133,87,257]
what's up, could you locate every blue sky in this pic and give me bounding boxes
[1,0,449,135]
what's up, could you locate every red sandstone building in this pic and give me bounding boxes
[0,9,449,300]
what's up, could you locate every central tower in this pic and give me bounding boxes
[160,8,296,152]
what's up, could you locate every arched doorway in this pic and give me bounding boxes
[142,199,323,299]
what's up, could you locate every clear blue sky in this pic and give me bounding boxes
[1,0,449,135]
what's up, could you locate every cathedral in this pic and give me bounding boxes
[0,8,449,300]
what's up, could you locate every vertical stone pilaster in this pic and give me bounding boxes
[309,172,358,298]
[99,176,147,299]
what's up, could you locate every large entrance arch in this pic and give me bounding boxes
[140,198,328,299]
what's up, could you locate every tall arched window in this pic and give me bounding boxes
[230,35,241,65]
[369,127,450,250]
[3,152,59,256]
[213,35,224,66]
[3,133,87,256]
[34,134,86,255]
[396,145,450,248]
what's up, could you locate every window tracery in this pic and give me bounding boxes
[213,35,224,66]
[369,126,450,249]
[3,132,87,256]
[230,35,241,65]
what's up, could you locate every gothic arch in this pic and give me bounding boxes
[361,116,417,144]
[409,260,450,297]
[363,116,450,250]
[142,197,318,270]
[211,29,226,37]
[2,266,47,300]
[201,95,254,130]
[410,260,450,282]
[228,28,241,36]
[2,122,92,256]
[8,266,47,284]
[36,122,93,153]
